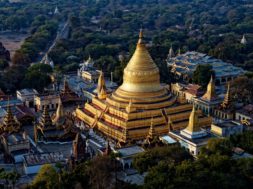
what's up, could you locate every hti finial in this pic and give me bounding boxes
[138,27,144,44]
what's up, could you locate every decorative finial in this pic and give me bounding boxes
[210,74,213,82]
[138,28,144,44]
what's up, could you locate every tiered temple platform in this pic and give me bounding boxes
[76,30,212,143]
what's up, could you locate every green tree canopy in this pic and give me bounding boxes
[192,64,215,88]
[30,164,59,189]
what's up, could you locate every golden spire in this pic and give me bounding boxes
[168,45,174,59]
[116,29,162,94]
[148,117,155,139]
[185,106,200,133]
[53,98,65,125]
[138,28,144,44]
[221,82,232,109]
[202,75,217,101]
[97,71,107,99]
[2,99,20,133]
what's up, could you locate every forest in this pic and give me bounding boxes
[0,0,252,92]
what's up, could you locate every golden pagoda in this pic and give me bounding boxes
[221,82,232,109]
[76,29,212,143]
[97,71,107,100]
[202,76,217,101]
[180,106,207,139]
[185,106,200,133]
[214,82,235,120]
[38,106,54,131]
[0,103,20,134]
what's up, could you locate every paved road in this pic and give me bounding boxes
[38,20,69,64]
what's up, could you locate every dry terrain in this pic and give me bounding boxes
[0,32,29,59]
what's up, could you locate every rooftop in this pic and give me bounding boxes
[232,147,253,159]
[0,99,22,108]
[117,146,145,157]
[24,152,65,166]
[214,121,241,128]
[17,89,38,96]
[36,93,60,100]
[0,105,35,120]
[5,133,28,145]
[159,135,177,144]
[170,130,215,145]
[168,51,245,78]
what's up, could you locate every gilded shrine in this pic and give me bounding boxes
[76,30,212,143]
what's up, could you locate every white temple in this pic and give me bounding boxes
[241,35,247,45]
[54,6,60,15]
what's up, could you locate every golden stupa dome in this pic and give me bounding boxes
[107,29,170,107]
[115,29,164,95]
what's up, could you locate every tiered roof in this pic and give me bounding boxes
[0,103,20,134]
[60,78,81,103]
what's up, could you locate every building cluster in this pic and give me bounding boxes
[0,30,252,186]
[75,30,252,160]
[167,51,245,85]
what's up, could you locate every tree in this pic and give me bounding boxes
[133,144,192,173]
[192,64,215,88]
[30,164,59,189]
[22,64,52,92]
[87,156,114,189]
[229,131,253,154]
[143,152,253,189]
[2,65,26,92]
[199,138,233,159]
[231,76,253,104]
[0,59,9,70]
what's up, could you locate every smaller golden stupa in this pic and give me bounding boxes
[202,76,217,101]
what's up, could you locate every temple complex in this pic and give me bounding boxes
[76,30,212,144]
